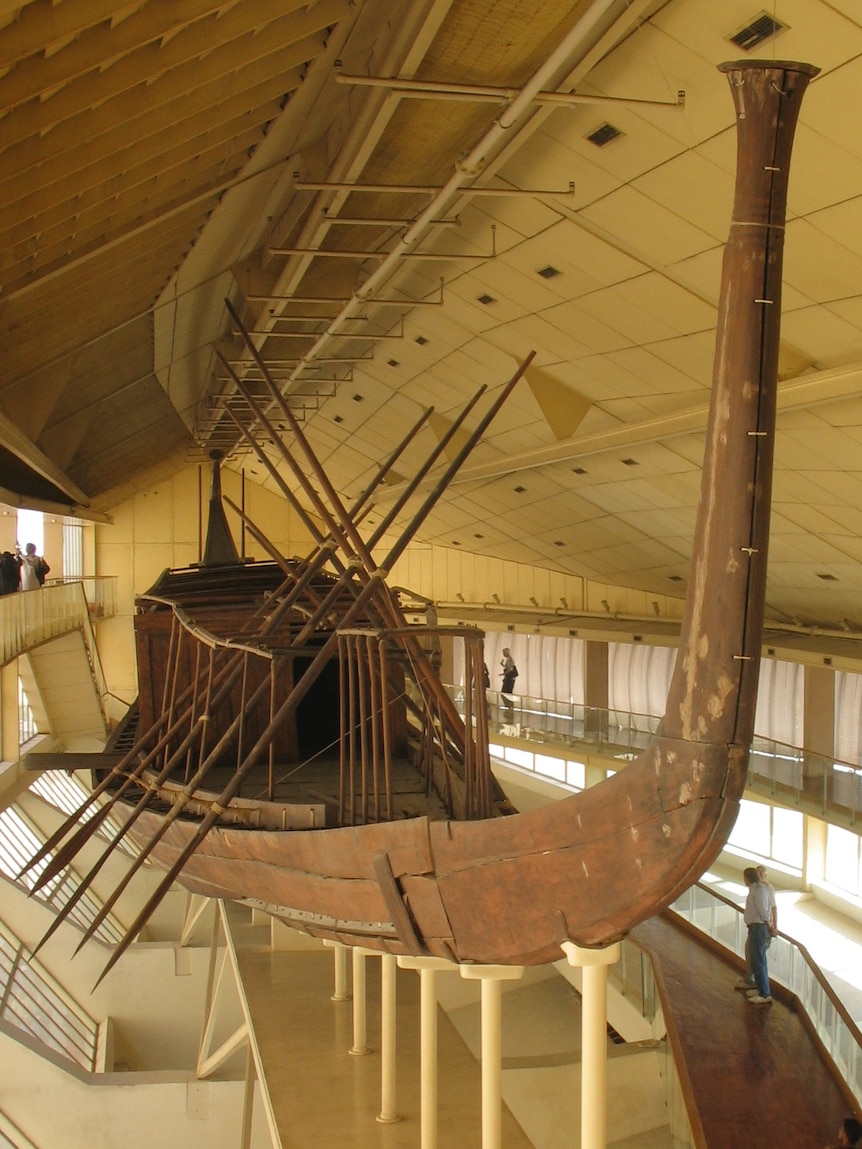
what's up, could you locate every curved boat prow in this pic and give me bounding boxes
[420,60,821,963]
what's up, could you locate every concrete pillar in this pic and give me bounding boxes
[349,948,370,1055]
[560,941,621,1149]
[459,963,524,1149]
[1,659,19,767]
[584,641,609,744]
[398,955,456,1149]
[323,940,349,1002]
[376,953,400,1124]
[803,665,835,802]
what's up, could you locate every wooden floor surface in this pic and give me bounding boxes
[632,914,853,1149]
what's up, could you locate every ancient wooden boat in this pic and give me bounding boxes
[25,60,817,976]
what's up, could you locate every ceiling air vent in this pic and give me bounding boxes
[587,122,622,148]
[728,11,787,51]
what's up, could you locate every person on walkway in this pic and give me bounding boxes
[757,864,778,938]
[18,543,48,591]
[742,866,773,1004]
[0,550,19,594]
[829,1116,862,1147]
[500,647,517,720]
[735,863,779,992]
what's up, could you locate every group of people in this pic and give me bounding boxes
[0,543,49,595]
[735,864,778,1004]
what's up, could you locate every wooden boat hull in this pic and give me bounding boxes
[125,733,744,965]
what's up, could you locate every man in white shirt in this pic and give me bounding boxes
[742,866,773,1004]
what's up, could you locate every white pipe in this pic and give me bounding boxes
[326,940,349,1002]
[397,954,456,1149]
[276,0,625,383]
[560,941,621,1149]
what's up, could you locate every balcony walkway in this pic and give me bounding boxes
[633,912,854,1148]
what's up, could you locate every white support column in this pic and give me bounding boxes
[377,953,400,1123]
[560,941,621,1149]
[459,964,524,1149]
[350,947,370,1055]
[323,940,350,1002]
[398,955,456,1149]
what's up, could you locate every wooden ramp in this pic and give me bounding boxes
[632,914,854,1148]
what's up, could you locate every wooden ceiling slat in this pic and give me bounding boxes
[7,160,249,281]
[0,120,267,246]
[0,62,301,190]
[0,209,204,362]
[0,0,347,153]
[0,0,227,103]
[0,77,287,207]
[0,0,137,68]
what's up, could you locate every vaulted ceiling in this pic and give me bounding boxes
[3,0,862,637]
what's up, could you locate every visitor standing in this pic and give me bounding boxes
[18,543,49,591]
[743,866,773,1005]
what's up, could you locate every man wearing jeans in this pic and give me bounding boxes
[743,866,773,1004]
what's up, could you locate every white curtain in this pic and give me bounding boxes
[835,671,862,766]
[608,642,675,724]
[754,659,803,746]
[453,632,585,705]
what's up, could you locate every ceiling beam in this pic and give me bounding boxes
[0,412,90,506]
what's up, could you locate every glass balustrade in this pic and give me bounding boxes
[446,684,862,826]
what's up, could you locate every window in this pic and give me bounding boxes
[63,521,83,581]
[18,681,36,745]
[825,824,861,898]
[727,797,803,873]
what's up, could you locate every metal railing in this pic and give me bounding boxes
[0,580,113,711]
[43,575,117,619]
[0,917,99,1072]
[448,684,862,827]
[606,937,694,1148]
